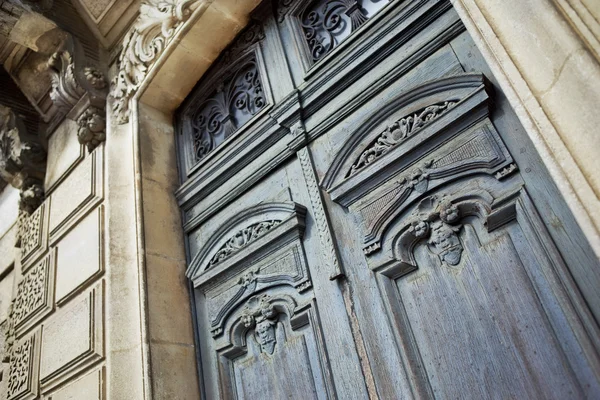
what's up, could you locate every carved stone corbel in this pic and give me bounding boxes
[0,105,46,213]
[46,38,107,150]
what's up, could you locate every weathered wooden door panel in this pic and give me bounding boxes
[176,1,600,398]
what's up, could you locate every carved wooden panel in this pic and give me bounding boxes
[279,0,390,66]
[178,24,270,175]
[187,202,334,399]
[323,73,600,397]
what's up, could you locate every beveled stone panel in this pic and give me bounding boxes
[40,283,104,391]
[48,147,103,242]
[44,367,105,400]
[6,330,41,400]
[44,119,85,193]
[54,206,104,303]
[13,250,55,336]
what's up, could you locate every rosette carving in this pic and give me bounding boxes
[111,0,202,124]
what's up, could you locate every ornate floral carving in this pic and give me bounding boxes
[300,0,389,62]
[190,58,266,163]
[241,294,279,355]
[208,220,281,268]
[19,178,44,215]
[20,205,42,258]
[77,106,106,151]
[84,67,107,90]
[13,258,49,328]
[349,101,457,177]
[6,335,34,400]
[111,0,202,124]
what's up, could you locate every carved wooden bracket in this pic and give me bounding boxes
[0,105,46,213]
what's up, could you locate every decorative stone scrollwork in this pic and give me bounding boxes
[111,0,202,124]
[349,101,457,176]
[46,39,108,148]
[209,220,281,268]
[0,105,46,214]
[300,0,389,62]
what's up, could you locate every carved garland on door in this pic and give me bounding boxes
[349,100,457,176]
[208,220,281,268]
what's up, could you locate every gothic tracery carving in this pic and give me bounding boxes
[111,0,202,124]
[349,101,457,176]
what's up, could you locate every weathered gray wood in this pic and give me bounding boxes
[174,1,600,398]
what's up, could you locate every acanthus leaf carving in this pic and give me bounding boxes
[111,0,202,124]
[348,101,457,177]
[208,220,281,269]
[47,50,85,113]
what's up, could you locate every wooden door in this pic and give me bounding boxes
[175,1,600,398]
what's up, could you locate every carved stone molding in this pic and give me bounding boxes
[111,0,202,124]
[46,40,108,145]
[0,105,46,213]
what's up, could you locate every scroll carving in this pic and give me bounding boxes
[47,44,108,148]
[190,57,266,163]
[111,0,202,124]
[208,220,281,268]
[300,0,389,62]
[349,101,457,176]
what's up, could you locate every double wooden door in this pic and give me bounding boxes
[176,1,600,398]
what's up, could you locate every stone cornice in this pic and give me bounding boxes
[110,0,202,124]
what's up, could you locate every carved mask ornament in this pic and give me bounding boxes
[407,197,464,267]
[241,294,280,355]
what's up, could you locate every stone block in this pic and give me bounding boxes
[44,367,104,400]
[44,119,84,192]
[54,206,103,303]
[48,147,103,242]
[40,283,104,391]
